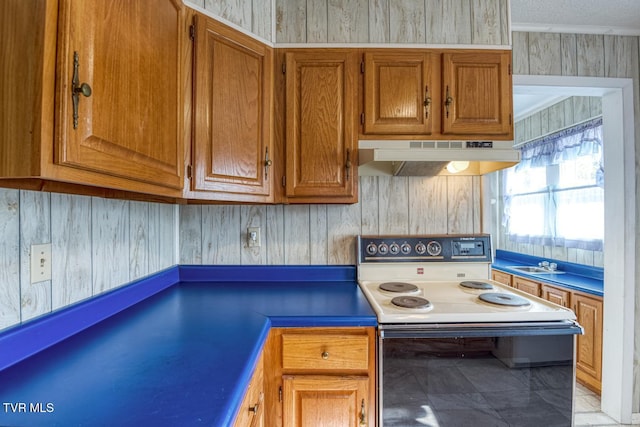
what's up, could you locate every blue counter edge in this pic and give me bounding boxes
[493,250,604,297]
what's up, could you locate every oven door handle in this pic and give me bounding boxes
[380,321,583,339]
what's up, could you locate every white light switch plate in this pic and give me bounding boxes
[30,243,52,284]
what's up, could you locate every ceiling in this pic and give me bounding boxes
[510,0,640,120]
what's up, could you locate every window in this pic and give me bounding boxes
[503,117,603,251]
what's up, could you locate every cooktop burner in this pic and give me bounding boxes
[379,282,418,293]
[479,292,531,307]
[460,281,494,290]
[391,296,432,309]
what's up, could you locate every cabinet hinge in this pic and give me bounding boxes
[189,20,196,41]
[509,114,512,125]
[360,112,365,125]
[187,164,192,179]
[282,62,286,74]
[360,60,364,74]
[508,63,512,75]
[281,175,286,187]
[279,386,282,402]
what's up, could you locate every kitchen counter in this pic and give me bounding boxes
[492,249,604,297]
[0,266,376,427]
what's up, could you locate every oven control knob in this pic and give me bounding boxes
[378,243,389,255]
[389,243,400,255]
[401,243,412,255]
[365,243,377,255]
[415,242,427,255]
[426,240,442,256]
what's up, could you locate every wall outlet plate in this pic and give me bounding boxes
[30,243,52,284]
[247,227,261,247]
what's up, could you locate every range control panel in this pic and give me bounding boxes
[358,234,492,263]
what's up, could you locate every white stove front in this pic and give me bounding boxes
[358,279,576,323]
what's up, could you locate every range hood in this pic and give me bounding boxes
[358,140,520,176]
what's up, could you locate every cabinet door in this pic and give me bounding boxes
[441,51,512,138]
[512,276,540,297]
[55,0,184,190]
[285,51,358,203]
[282,375,368,427]
[541,284,571,308]
[234,353,265,427]
[573,293,603,393]
[491,270,512,286]
[363,51,437,135]
[192,15,273,201]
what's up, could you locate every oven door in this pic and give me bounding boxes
[379,321,582,427]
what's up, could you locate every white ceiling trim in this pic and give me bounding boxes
[512,23,640,37]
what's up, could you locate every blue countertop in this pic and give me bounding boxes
[0,266,377,427]
[492,250,604,297]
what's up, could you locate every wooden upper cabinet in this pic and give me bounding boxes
[442,50,513,138]
[55,0,184,191]
[361,49,513,140]
[284,50,358,203]
[363,51,437,135]
[191,14,273,202]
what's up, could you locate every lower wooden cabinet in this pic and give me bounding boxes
[572,292,603,394]
[512,275,541,297]
[233,351,265,427]
[264,327,376,427]
[491,270,512,286]
[491,269,603,395]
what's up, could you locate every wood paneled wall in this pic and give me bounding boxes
[496,96,604,267]
[179,175,482,265]
[185,0,273,41]
[275,0,509,45]
[0,189,176,331]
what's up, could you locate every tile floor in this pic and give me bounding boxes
[574,383,640,426]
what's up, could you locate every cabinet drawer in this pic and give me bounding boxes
[282,333,369,371]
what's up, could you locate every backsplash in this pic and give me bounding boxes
[0,189,176,331]
[179,175,482,265]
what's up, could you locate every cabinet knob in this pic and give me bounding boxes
[249,403,259,414]
[444,85,454,118]
[71,51,92,130]
[321,351,329,360]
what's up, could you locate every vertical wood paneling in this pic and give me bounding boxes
[327,204,361,265]
[91,198,129,294]
[426,0,471,45]
[327,0,368,43]
[51,194,92,310]
[252,0,273,41]
[576,34,605,77]
[408,177,448,233]
[241,205,267,264]
[560,34,578,76]
[283,205,310,264]
[368,0,389,43]
[276,0,306,42]
[309,205,328,264]
[389,0,424,43]
[179,205,203,264]
[471,0,501,45]
[306,0,328,42]
[19,191,51,322]
[0,189,20,329]
[359,176,379,235]
[202,205,241,264]
[148,203,176,272]
[204,0,251,31]
[447,176,474,233]
[268,205,286,264]
[528,33,562,75]
[511,32,530,74]
[129,201,149,280]
[378,176,409,234]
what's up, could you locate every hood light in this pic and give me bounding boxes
[446,161,470,174]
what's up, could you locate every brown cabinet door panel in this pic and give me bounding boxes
[192,15,272,198]
[442,51,512,137]
[574,293,603,392]
[55,0,183,189]
[285,51,357,201]
[363,51,436,135]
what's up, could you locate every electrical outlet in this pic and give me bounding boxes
[247,227,261,247]
[30,243,52,284]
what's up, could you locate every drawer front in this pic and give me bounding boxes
[282,334,369,371]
